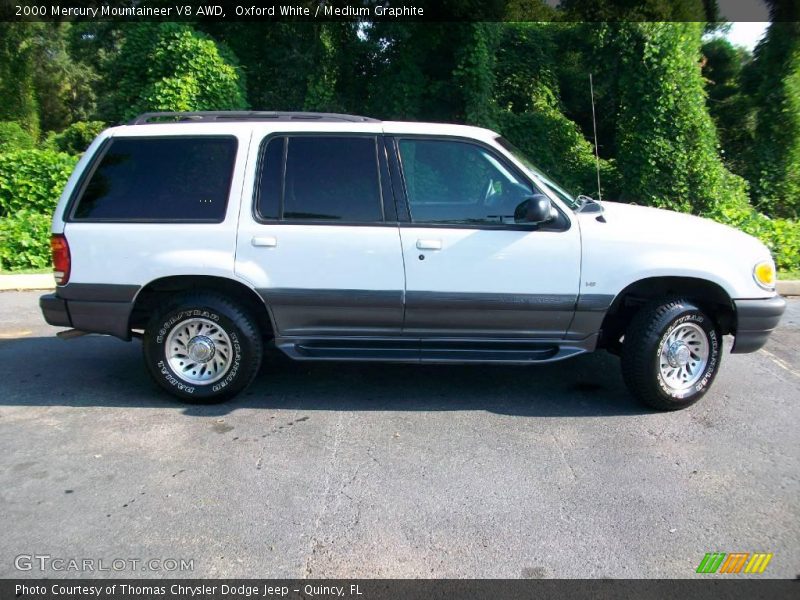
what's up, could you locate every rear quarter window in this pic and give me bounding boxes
[255,135,384,223]
[71,136,238,222]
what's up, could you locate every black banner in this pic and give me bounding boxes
[0,0,785,23]
[2,579,799,600]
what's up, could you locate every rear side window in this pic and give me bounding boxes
[72,136,237,221]
[256,136,383,222]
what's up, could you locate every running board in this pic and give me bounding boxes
[276,338,588,364]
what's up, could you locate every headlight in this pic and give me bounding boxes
[753,260,776,290]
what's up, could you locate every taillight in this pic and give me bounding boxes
[51,234,71,285]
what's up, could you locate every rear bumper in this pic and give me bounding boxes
[39,284,138,340]
[39,293,71,328]
[731,295,786,353]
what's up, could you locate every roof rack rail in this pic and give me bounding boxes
[128,111,380,125]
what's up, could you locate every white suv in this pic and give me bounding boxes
[39,111,785,410]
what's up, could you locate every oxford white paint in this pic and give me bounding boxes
[53,118,778,321]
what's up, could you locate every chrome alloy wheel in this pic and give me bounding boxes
[658,322,709,392]
[165,318,233,385]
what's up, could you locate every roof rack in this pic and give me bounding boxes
[128,111,380,125]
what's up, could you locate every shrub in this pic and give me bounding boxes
[0,121,35,153]
[47,121,105,155]
[0,149,76,270]
[706,196,800,271]
[498,109,620,199]
[0,149,77,216]
[0,208,53,270]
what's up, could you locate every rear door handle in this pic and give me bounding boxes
[251,236,277,248]
[416,239,442,250]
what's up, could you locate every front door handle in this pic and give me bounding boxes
[416,239,442,251]
[251,236,277,248]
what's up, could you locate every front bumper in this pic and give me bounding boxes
[731,295,787,353]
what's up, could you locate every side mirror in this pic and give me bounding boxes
[514,194,555,224]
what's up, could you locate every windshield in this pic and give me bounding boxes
[495,137,581,210]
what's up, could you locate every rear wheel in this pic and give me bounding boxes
[143,293,263,403]
[621,298,721,411]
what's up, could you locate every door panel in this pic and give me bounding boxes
[394,137,581,338]
[237,225,405,336]
[400,227,580,337]
[235,131,405,337]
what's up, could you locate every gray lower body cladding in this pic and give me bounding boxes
[40,285,612,357]
[260,288,612,341]
[263,288,405,337]
[262,289,611,363]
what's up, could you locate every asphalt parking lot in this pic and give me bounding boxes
[0,290,797,579]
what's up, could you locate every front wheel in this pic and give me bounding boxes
[621,299,721,411]
[143,293,263,403]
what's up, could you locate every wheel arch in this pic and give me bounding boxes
[129,275,275,339]
[598,276,735,351]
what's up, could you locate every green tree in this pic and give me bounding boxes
[0,23,40,138]
[99,23,247,122]
[611,22,749,213]
[303,24,344,112]
[31,23,99,133]
[746,19,800,218]
[363,23,462,121]
[701,38,754,177]
[453,23,499,129]
[493,23,619,197]
[552,23,621,161]
[198,23,320,111]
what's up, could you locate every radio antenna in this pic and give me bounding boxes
[589,73,602,201]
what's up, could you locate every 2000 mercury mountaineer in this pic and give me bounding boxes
[39,111,786,410]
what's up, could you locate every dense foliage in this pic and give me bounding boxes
[493,23,619,198]
[0,122,36,153]
[99,23,247,122]
[701,38,753,178]
[0,9,798,271]
[746,22,800,219]
[0,150,77,270]
[612,22,749,214]
[44,121,106,155]
[0,23,40,138]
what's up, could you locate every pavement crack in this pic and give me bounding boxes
[303,411,345,578]
[551,432,578,481]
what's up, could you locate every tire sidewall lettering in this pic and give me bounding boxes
[156,309,219,344]
[213,333,242,392]
[156,359,196,394]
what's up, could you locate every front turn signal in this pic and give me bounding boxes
[753,260,776,291]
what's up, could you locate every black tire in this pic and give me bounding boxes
[143,293,263,403]
[621,298,721,411]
